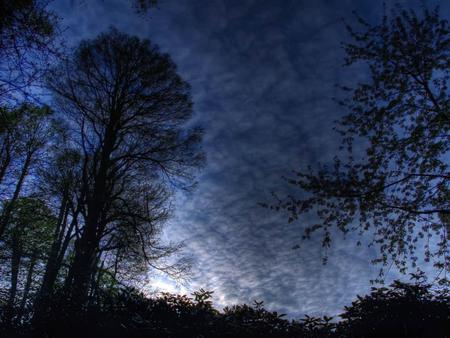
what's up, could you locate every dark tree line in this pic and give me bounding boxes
[2,275,450,338]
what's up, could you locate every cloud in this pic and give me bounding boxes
[51,0,449,319]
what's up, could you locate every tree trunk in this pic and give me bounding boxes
[17,254,37,321]
[6,232,23,322]
[0,140,11,184]
[33,205,78,324]
[67,230,98,307]
[34,199,67,298]
[0,152,32,238]
[66,117,117,309]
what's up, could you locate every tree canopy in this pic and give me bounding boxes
[267,6,450,278]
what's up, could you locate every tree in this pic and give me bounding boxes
[32,145,83,320]
[0,104,54,240]
[0,197,56,324]
[96,182,189,289]
[0,0,59,103]
[337,274,450,337]
[46,28,204,309]
[268,6,450,276]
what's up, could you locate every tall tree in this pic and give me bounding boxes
[269,6,450,277]
[32,145,82,318]
[47,28,204,308]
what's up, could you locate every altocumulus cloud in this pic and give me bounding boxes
[51,0,450,319]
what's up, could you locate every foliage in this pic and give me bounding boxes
[336,275,450,337]
[268,5,450,276]
[0,103,54,238]
[2,197,56,254]
[0,279,448,337]
[0,198,57,330]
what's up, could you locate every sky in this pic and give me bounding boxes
[50,0,450,319]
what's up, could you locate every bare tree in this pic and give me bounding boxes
[47,28,204,308]
[0,0,59,103]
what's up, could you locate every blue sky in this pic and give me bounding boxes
[51,0,450,318]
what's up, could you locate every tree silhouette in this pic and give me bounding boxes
[31,145,83,324]
[0,0,59,102]
[5,276,448,337]
[336,274,450,337]
[268,5,450,276]
[0,198,56,326]
[46,28,204,309]
[0,104,54,240]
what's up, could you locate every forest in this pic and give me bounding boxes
[0,1,449,337]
